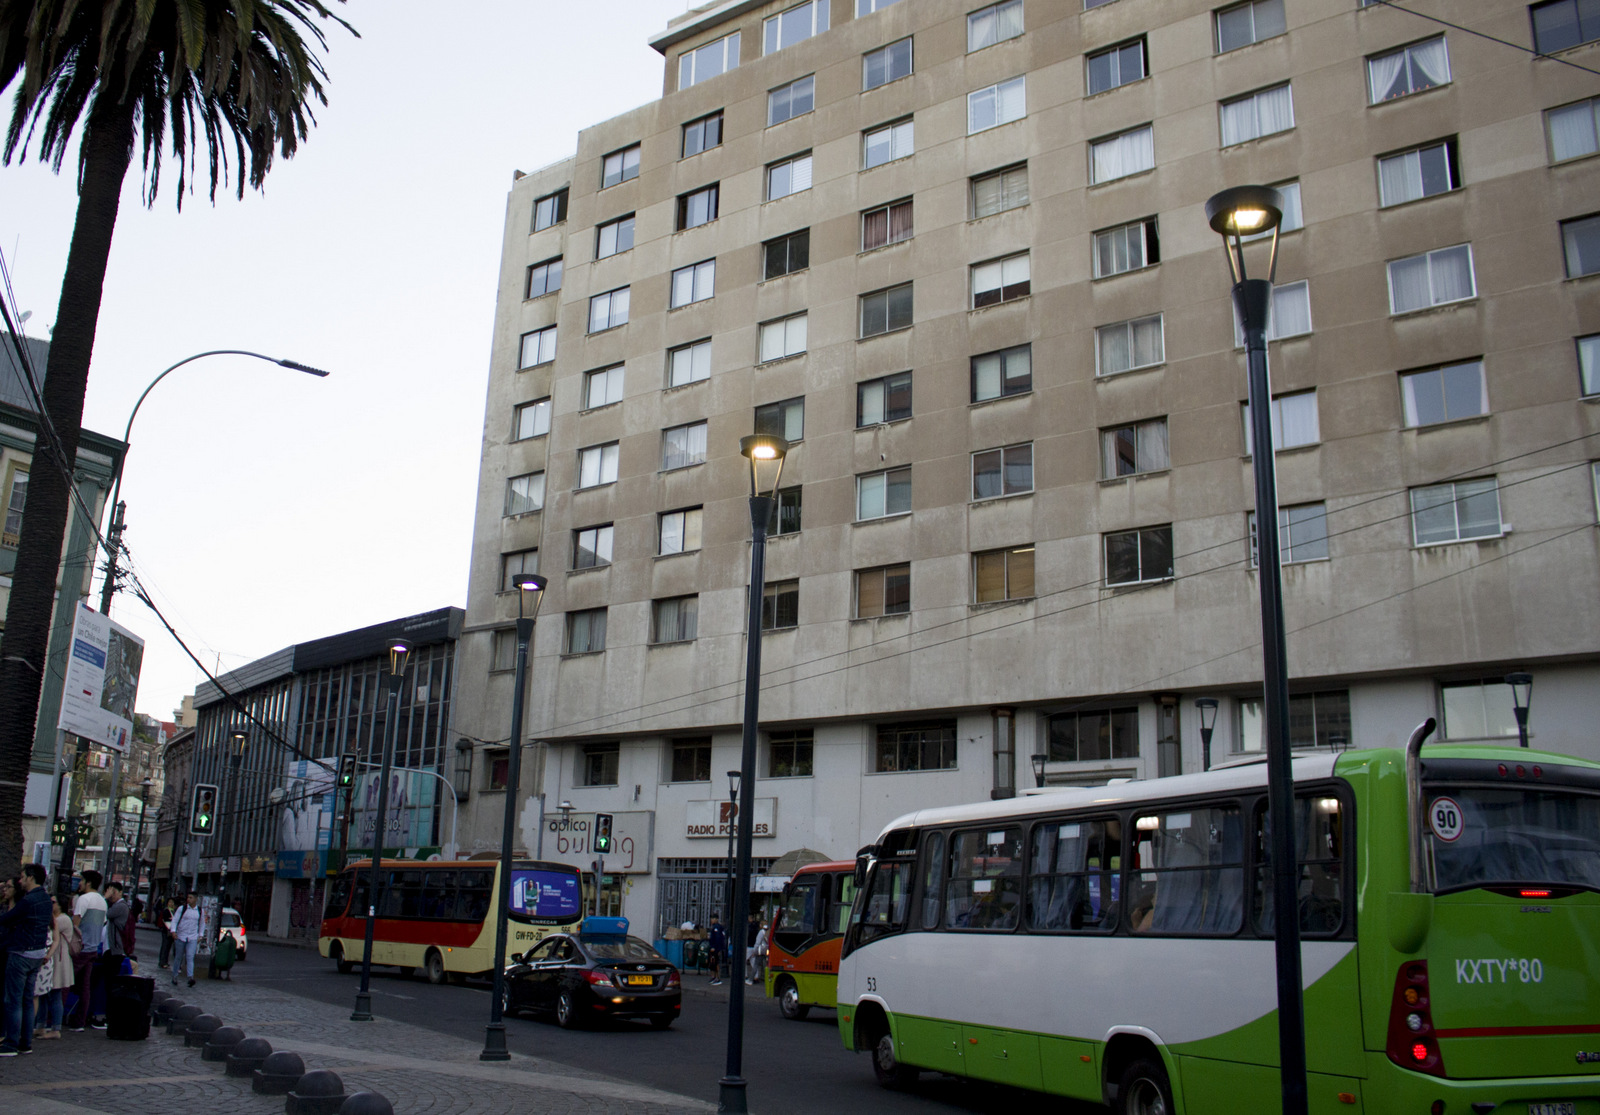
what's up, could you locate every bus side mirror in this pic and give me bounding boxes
[854,847,873,889]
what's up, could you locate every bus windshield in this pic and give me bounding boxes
[510,867,583,919]
[1428,785,1600,893]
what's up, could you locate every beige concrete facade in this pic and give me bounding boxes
[451,0,1600,930]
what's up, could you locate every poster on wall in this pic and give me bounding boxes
[57,605,144,753]
[278,758,336,853]
[348,769,439,850]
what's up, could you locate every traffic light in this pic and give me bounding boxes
[337,754,356,789]
[593,812,613,854]
[191,783,219,835]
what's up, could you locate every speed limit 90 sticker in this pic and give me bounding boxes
[1429,796,1465,842]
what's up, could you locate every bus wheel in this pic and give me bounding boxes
[872,1029,918,1089]
[777,978,810,1021]
[1118,1055,1173,1115]
[331,941,353,975]
[424,949,446,985]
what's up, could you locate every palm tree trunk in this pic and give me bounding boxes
[0,99,134,877]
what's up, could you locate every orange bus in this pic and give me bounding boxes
[764,860,858,1020]
[319,858,583,984]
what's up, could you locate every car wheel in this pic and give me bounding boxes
[778,978,810,1021]
[331,941,352,975]
[1118,1054,1174,1115]
[648,1015,673,1031]
[555,990,582,1030]
[500,982,517,1019]
[872,1029,918,1089]
[424,949,446,985]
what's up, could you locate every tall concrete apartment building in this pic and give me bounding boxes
[453,0,1600,932]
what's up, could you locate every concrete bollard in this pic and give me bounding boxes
[253,1050,307,1095]
[285,1068,348,1115]
[338,1094,394,1115]
[183,1012,224,1048]
[227,1036,274,1077]
[202,1025,246,1062]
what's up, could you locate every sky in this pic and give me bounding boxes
[1,0,694,722]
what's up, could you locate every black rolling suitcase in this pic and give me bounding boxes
[107,974,154,1040]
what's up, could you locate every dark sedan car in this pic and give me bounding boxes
[503,931,682,1029]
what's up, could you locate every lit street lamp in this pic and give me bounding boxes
[352,640,412,1022]
[1205,183,1307,1115]
[719,433,787,1114]
[482,573,548,1061]
[1196,698,1220,772]
[1506,672,1533,748]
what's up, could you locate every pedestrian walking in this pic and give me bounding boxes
[67,870,107,1031]
[707,913,727,986]
[0,865,53,1055]
[168,892,201,988]
[33,896,72,1040]
[157,897,177,970]
[748,920,768,985]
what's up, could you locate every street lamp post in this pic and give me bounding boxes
[723,770,740,924]
[221,730,248,905]
[1030,753,1047,789]
[1196,698,1220,772]
[1205,184,1308,1115]
[1506,672,1533,748]
[351,640,412,1023]
[719,433,788,1114]
[482,574,548,1062]
[133,777,152,894]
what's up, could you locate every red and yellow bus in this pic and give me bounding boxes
[764,860,858,1020]
[319,858,583,984]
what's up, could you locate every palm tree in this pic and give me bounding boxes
[0,1,353,876]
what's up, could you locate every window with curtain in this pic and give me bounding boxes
[513,398,550,441]
[1248,503,1330,565]
[971,253,1030,306]
[491,630,517,672]
[860,284,913,336]
[1220,83,1294,146]
[1410,478,1502,545]
[566,609,608,654]
[972,345,1032,401]
[764,229,810,278]
[526,257,562,298]
[863,119,914,169]
[856,564,911,618]
[973,546,1034,602]
[1532,0,1600,52]
[769,75,815,125]
[862,199,914,250]
[864,38,913,90]
[1090,125,1155,183]
[971,163,1029,217]
[1096,314,1164,375]
[759,314,807,361]
[1388,244,1476,313]
[587,287,630,332]
[1378,139,1459,206]
[658,507,703,555]
[584,365,624,409]
[669,339,712,387]
[596,214,635,258]
[858,467,912,520]
[577,443,620,488]
[968,76,1026,134]
[1241,180,1303,241]
[1547,97,1600,163]
[519,326,556,368]
[1088,38,1146,95]
[972,443,1033,499]
[1367,36,1450,103]
[682,111,723,157]
[1562,214,1600,277]
[1216,0,1285,52]
[1104,526,1174,585]
[1243,390,1319,454]
[857,372,912,425]
[1232,280,1312,343]
[662,422,709,470]
[651,596,699,643]
[764,0,827,54]
[1580,335,1599,397]
[1101,418,1169,478]
[767,152,813,200]
[1400,361,1487,427]
[968,0,1023,51]
[505,472,544,516]
[679,32,740,90]
[676,184,719,230]
[601,144,640,188]
[755,397,805,441]
[670,260,715,308]
[1094,218,1160,277]
[573,525,614,570]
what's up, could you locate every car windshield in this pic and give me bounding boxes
[580,936,665,961]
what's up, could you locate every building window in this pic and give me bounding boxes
[858,467,912,520]
[580,743,619,786]
[1105,525,1174,586]
[677,184,720,230]
[874,720,957,773]
[1532,0,1600,51]
[769,487,803,535]
[968,1,1023,51]
[971,163,1029,218]
[519,326,556,369]
[662,421,709,470]
[762,580,799,630]
[601,144,640,188]
[669,738,713,782]
[1388,244,1475,313]
[971,253,1030,307]
[856,563,911,618]
[1101,418,1169,478]
[659,507,703,555]
[1094,218,1160,278]
[1243,390,1320,454]
[765,0,828,54]
[857,371,912,426]
[863,119,913,169]
[1249,503,1330,566]
[860,283,914,336]
[652,596,699,644]
[862,199,913,250]
[526,256,562,298]
[1440,679,1521,740]
[596,214,635,259]
[1243,180,1303,240]
[767,152,813,200]
[972,443,1033,499]
[972,344,1032,401]
[500,549,539,592]
[768,75,815,126]
[587,286,631,332]
[532,188,568,231]
[1096,314,1165,375]
[858,0,904,13]
[513,398,550,441]
[679,31,741,90]
[1216,0,1285,52]
[767,729,814,778]
[755,397,805,442]
[764,229,810,278]
[1401,360,1487,426]
[968,76,1025,134]
[973,545,1034,603]
[759,314,808,361]
[1220,83,1294,146]
[1368,36,1450,103]
[1238,691,1351,751]
[1562,213,1600,277]
[491,629,518,672]
[1378,139,1460,207]
[573,525,615,569]
[864,37,913,90]
[1090,125,1155,183]
[1580,334,1599,396]
[485,747,510,790]
[1047,708,1138,761]
[577,442,620,488]
[1547,97,1600,162]
[1411,478,1502,545]
[1088,37,1146,95]
[682,111,724,157]
[671,259,716,308]
[1232,279,1312,343]
[584,364,624,409]
[669,339,712,387]
[505,472,545,516]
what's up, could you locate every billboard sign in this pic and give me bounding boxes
[57,605,144,752]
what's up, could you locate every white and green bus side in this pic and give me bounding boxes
[837,727,1600,1114]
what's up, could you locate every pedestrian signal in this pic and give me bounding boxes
[191,783,219,835]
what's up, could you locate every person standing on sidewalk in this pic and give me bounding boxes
[0,865,53,1055]
[707,913,727,986]
[67,871,107,1032]
[33,895,72,1040]
[168,893,201,988]
[88,883,130,1028]
[157,897,178,970]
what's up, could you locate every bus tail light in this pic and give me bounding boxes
[1386,962,1446,1078]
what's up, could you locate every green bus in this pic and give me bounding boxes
[837,723,1600,1114]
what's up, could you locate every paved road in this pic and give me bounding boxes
[240,937,1104,1114]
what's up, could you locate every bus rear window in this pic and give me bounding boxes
[1428,786,1600,893]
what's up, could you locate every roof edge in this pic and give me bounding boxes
[649,0,768,54]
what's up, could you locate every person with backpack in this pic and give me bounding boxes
[168,893,201,988]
